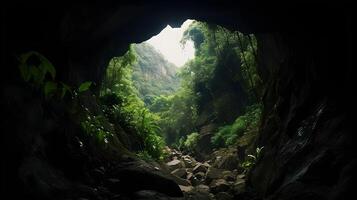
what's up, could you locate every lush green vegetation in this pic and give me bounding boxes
[17,21,263,163]
[100,46,166,160]
[211,104,262,148]
[131,43,179,105]
[147,21,262,150]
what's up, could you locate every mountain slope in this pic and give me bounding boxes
[132,42,180,104]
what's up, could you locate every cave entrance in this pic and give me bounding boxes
[97,19,263,197]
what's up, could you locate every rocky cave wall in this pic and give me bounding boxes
[1,1,354,199]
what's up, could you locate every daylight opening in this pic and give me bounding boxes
[99,19,263,198]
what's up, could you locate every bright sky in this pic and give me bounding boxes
[146,19,195,67]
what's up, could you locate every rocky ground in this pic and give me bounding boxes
[162,147,248,200]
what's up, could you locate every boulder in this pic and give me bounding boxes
[195,184,210,194]
[108,160,183,197]
[171,168,187,179]
[205,167,224,184]
[237,174,245,179]
[179,185,194,193]
[187,173,201,186]
[195,133,214,161]
[232,178,245,195]
[186,168,193,174]
[171,175,191,186]
[182,155,197,168]
[213,152,239,170]
[222,171,236,182]
[202,162,211,168]
[166,159,184,171]
[209,179,230,194]
[193,163,208,174]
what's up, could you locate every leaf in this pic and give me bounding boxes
[78,81,92,92]
[18,51,56,82]
[60,82,72,99]
[44,81,57,99]
[38,54,56,80]
[18,52,36,82]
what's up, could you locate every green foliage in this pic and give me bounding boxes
[81,112,112,146]
[136,151,155,162]
[100,45,166,160]
[18,51,93,100]
[241,146,264,171]
[149,21,263,147]
[17,51,126,155]
[211,104,262,147]
[78,81,92,92]
[150,85,198,145]
[183,132,199,152]
[131,43,179,105]
[18,51,56,84]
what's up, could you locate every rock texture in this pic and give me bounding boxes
[248,29,355,200]
[1,1,353,200]
[164,147,247,199]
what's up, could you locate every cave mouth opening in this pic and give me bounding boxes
[96,18,264,197]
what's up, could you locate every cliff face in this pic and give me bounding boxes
[1,2,353,200]
[132,43,179,104]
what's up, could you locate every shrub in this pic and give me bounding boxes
[183,132,200,152]
[211,125,231,148]
[80,112,112,147]
[211,104,262,147]
[241,146,264,172]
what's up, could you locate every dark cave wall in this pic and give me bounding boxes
[1,1,354,199]
[250,20,354,199]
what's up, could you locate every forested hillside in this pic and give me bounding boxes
[132,43,180,105]
[149,21,262,153]
[99,21,262,164]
